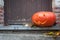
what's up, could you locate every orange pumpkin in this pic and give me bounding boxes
[32,11,56,27]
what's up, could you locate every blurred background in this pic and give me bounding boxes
[0,0,59,40]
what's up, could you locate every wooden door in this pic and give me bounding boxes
[4,0,52,25]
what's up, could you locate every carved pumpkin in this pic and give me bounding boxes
[32,11,56,27]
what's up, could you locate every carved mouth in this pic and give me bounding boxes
[38,14,48,24]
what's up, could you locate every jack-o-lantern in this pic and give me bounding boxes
[32,11,56,27]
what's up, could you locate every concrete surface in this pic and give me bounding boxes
[0,33,54,40]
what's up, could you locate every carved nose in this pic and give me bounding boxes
[43,14,45,16]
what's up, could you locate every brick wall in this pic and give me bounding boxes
[0,0,4,25]
[0,7,4,24]
[52,0,60,24]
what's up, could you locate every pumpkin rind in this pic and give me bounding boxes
[32,11,56,27]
